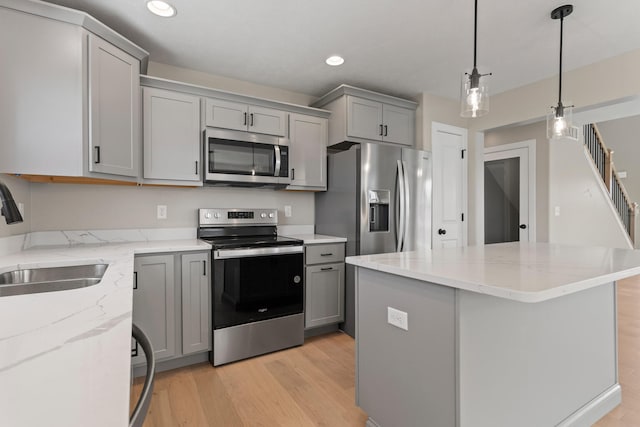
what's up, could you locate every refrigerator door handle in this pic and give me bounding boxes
[401,160,410,252]
[396,159,406,252]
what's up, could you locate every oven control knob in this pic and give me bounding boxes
[204,212,211,219]
[268,213,274,218]
[260,213,267,218]
[214,212,220,219]
[294,275,301,284]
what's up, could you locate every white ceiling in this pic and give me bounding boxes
[42,0,640,101]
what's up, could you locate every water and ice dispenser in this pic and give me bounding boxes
[368,190,390,232]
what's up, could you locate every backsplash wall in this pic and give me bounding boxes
[30,183,314,231]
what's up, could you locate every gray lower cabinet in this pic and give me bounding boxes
[181,252,210,355]
[132,251,211,367]
[304,243,345,329]
[132,254,176,365]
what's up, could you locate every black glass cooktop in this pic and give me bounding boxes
[202,235,303,250]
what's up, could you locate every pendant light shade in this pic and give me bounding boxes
[547,4,577,140]
[460,0,491,118]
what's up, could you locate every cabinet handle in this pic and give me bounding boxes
[244,112,247,126]
[320,253,333,256]
[203,260,207,276]
[250,113,254,126]
[321,267,333,271]
[195,161,199,175]
[291,168,295,180]
[384,125,388,136]
[379,124,384,136]
[94,146,101,164]
[133,271,138,289]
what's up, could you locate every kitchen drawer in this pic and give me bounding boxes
[306,243,345,265]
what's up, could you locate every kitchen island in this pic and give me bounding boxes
[347,242,640,427]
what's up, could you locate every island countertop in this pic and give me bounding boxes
[0,239,211,427]
[346,242,640,302]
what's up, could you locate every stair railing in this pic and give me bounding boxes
[583,123,638,243]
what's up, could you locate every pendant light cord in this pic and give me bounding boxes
[473,0,478,68]
[558,14,564,105]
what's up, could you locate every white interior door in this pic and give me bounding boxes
[484,140,536,243]
[432,122,468,248]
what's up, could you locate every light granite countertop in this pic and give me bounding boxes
[282,233,347,245]
[0,238,210,427]
[346,242,640,303]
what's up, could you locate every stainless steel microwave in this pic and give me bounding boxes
[204,128,290,187]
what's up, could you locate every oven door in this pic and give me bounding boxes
[213,246,303,329]
[204,128,290,185]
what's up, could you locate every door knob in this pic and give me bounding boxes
[438,228,447,235]
[519,224,527,229]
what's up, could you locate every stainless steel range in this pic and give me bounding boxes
[198,208,304,366]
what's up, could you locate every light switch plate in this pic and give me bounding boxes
[387,307,408,331]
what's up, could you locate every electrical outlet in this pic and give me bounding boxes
[387,307,408,331]
[284,205,292,217]
[157,205,167,219]
[554,206,560,217]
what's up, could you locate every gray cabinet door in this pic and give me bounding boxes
[88,34,140,177]
[347,96,383,141]
[305,262,344,328]
[181,252,211,355]
[205,98,248,131]
[143,87,201,181]
[132,255,176,365]
[382,104,415,146]
[248,105,287,136]
[288,113,327,190]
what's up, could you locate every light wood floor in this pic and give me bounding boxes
[130,331,367,426]
[594,275,640,427]
[132,275,640,427]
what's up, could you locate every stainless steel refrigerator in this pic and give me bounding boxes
[315,142,432,337]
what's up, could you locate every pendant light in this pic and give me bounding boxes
[460,0,491,118]
[547,4,577,140]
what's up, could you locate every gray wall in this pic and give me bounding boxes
[29,183,314,231]
[483,121,549,242]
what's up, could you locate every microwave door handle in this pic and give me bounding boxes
[274,145,281,177]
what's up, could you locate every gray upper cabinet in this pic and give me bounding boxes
[347,97,384,141]
[205,98,287,137]
[287,113,328,191]
[0,2,147,180]
[181,252,211,355]
[312,85,418,148]
[142,87,201,183]
[89,34,140,177]
[132,254,176,365]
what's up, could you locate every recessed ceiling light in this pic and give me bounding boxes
[326,56,345,66]
[146,0,176,17]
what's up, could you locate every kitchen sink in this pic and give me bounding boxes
[0,264,108,297]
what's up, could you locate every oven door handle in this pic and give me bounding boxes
[214,245,303,259]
